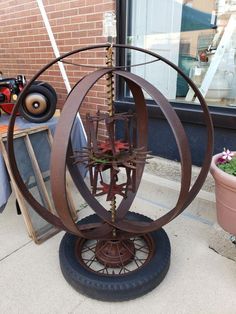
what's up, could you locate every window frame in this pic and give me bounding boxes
[116,0,236,131]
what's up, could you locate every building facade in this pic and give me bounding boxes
[1,0,236,163]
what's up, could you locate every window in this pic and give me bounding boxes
[119,0,236,110]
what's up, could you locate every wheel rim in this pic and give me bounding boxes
[75,234,154,275]
[24,93,47,115]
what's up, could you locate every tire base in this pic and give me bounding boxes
[59,212,171,302]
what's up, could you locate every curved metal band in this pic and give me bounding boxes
[51,69,112,237]
[114,71,192,232]
[58,69,148,238]
[51,68,150,238]
[65,77,149,238]
[115,68,213,232]
[51,69,192,236]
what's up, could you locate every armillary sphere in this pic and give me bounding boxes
[7,44,214,301]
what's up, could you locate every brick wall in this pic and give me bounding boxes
[0,0,115,137]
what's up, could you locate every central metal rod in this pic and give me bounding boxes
[106,45,116,237]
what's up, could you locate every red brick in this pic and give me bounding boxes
[0,0,115,132]
[79,6,95,15]
[79,37,96,45]
[79,22,95,30]
[70,0,86,9]
[94,3,115,13]
[86,13,102,22]
[86,0,99,5]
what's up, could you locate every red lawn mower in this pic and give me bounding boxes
[0,74,57,123]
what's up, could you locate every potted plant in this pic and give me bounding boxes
[210,148,236,235]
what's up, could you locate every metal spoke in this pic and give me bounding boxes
[86,255,97,267]
[82,242,97,253]
[76,234,153,276]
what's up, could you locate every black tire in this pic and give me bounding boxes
[59,212,171,302]
[19,85,56,123]
[33,81,57,104]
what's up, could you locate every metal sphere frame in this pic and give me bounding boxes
[7,44,214,239]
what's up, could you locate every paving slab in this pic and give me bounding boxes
[0,173,236,314]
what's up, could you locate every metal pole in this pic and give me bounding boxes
[36,0,87,140]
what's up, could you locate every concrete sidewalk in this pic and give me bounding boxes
[0,169,236,314]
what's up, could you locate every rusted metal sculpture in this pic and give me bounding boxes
[7,44,214,301]
[73,111,148,201]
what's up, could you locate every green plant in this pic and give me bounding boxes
[216,148,236,176]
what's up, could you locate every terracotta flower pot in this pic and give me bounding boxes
[210,152,236,235]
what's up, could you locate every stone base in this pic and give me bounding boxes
[209,223,236,262]
[145,155,215,193]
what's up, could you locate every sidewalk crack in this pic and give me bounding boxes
[0,240,32,262]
